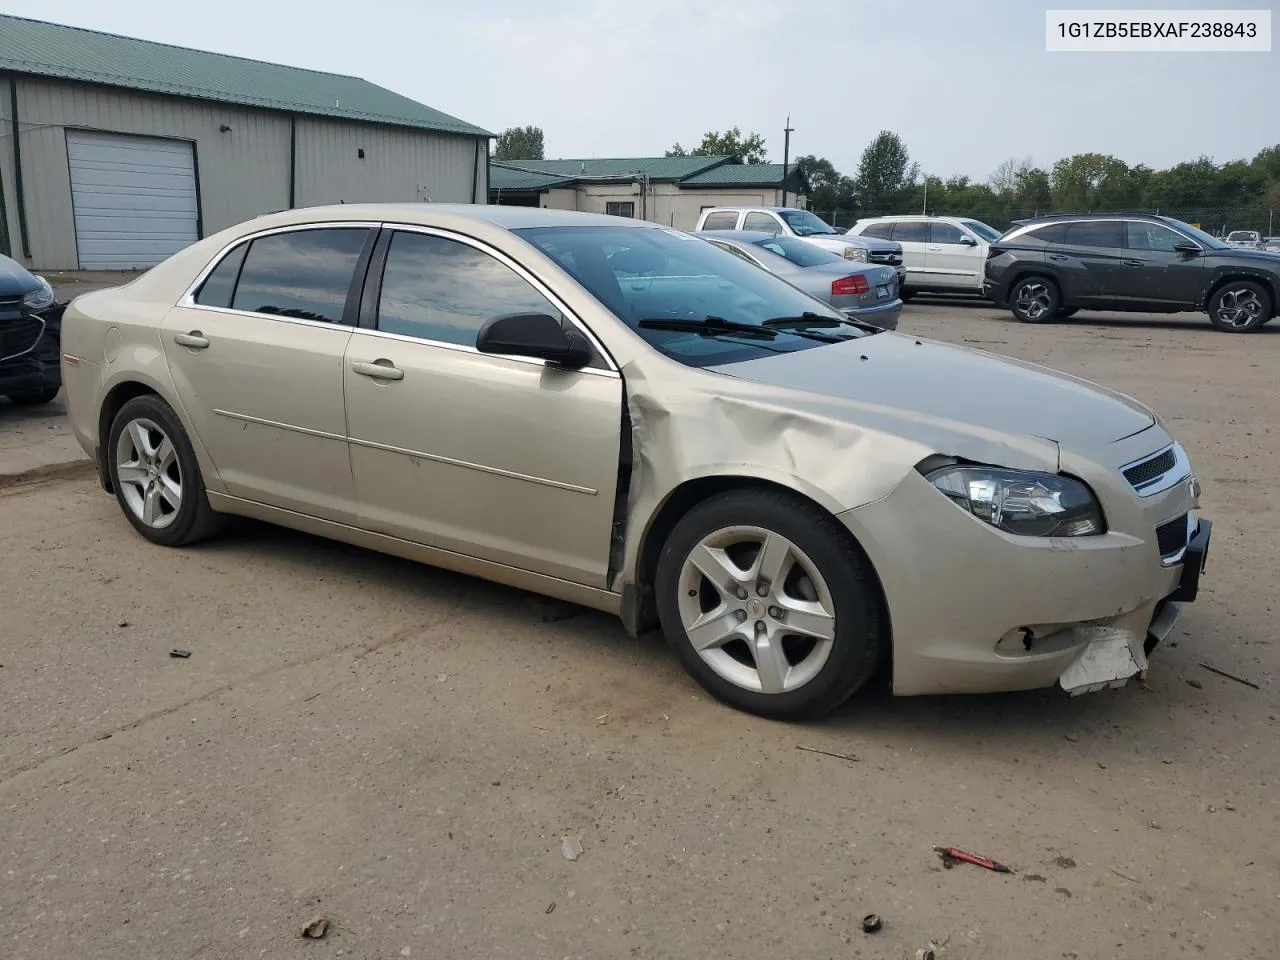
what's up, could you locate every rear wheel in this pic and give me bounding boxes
[107,394,225,547]
[5,386,60,406]
[655,488,886,720]
[1208,280,1272,332]
[1010,276,1060,323]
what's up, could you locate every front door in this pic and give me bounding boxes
[343,227,623,588]
[162,225,373,522]
[924,221,983,290]
[1121,221,1206,308]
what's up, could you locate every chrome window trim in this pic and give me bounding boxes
[375,222,620,375]
[0,316,45,363]
[345,325,619,380]
[1121,442,1192,498]
[1002,217,1203,250]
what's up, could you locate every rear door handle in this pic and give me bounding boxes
[1122,259,1145,267]
[351,359,404,381]
[1048,254,1068,261]
[174,331,210,349]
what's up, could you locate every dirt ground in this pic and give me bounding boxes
[2,298,1278,960]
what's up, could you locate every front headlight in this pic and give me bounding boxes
[926,465,1106,537]
[843,246,869,262]
[22,276,54,312]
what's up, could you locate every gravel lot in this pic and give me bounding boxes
[2,295,1278,960]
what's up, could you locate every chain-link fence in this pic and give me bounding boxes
[812,207,1279,237]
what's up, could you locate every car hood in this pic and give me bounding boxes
[0,254,39,298]
[707,332,1155,455]
[1206,247,1280,265]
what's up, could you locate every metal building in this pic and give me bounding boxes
[0,15,492,270]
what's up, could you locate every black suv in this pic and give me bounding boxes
[0,253,62,405]
[984,213,1279,333]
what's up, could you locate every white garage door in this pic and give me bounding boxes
[66,131,199,270]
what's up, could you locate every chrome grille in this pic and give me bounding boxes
[1156,513,1189,558]
[0,317,44,362]
[870,251,902,267]
[1123,447,1177,491]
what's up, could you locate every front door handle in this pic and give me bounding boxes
[1122,259,1145,267]
[174,331,210,349]
[351,359,404,381]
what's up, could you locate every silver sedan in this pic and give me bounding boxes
[698,230,902,330]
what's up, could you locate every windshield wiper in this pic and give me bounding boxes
[763,312,867,339]
[638,316,778,338]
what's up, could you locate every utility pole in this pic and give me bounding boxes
[781,115,794,207]
[921,177,928,216]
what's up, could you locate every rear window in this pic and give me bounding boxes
[1064,221,1123,249]
[754,237,845,267]
[701,211,739,230]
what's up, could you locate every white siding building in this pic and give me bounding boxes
[0,15,491,270]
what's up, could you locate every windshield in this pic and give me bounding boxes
[514,225,862,367]
[960,220,1002,242]
[778,210,839,236]
[752,236,846,267]
[1161,217,1229,249]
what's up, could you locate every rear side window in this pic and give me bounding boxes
[701,212,738,230]
[231,228,369,323]
[929,222,966,244]
[1064,221,1123,249]
[194,243,248,308]
[891,221,930,243]
[742,212,782,233]
[859,222,894,240]
[1023,223,1067,245]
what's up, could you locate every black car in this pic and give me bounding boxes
[984,213,1279,333]
[0,253,62,405]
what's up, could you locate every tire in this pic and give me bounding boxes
[107,394,225,547]
[1052,306,1079,319]
[5,386,60,405]
[1207,279,1272,332]
[654,488,887,720]
[1009,276,1060,323]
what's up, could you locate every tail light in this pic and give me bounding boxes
[832,275,870,296]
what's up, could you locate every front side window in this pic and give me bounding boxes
[859,222,894,240]
[1064,221,1124,249]
[231,228,369,323]
[605,201,635,218]
[1126,222,1186,253]
[376,231,564,348]
[892,221,930,243]
[1161,218,1227,249]
[701,211,739,230]
[194,242,248,308]
[743,212,782,234]
[778,210,839,236]
[516,225,867,368]
[929,222,966,244]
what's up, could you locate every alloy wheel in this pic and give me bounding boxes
[114,417,183,529]
[676,525,836,694]
[1215,287,1264,329]
[1014,281,1052,320]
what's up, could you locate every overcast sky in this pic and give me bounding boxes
[4,0,1276,181]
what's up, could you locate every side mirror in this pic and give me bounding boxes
[476,313,593,369]
[959,235,977,246]
[1173,241,1202,254]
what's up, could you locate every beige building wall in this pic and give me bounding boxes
[522,181,805,231]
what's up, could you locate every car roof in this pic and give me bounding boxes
[701,206,804,214]
[857,214,960,222]
[243,203,658,233]
[1009,212,1168,226]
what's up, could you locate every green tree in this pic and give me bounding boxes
[988,156,1034,197]
[493,126,545,161]
[794,155,854,210]
[854,130,918,213]
[1049,153,1130,210]
[666,127,768,163]
[1015,167,1052,212]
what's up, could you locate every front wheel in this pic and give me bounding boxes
[1010,277,1060,323]
[107,394,225,547]
[655,488,887,720]
[5,386,60,406]
[1208,280,1272,332]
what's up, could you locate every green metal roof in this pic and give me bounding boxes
[0,14,492,137]
[680,163,809,191]
[488,165,577,191]
[491,156,733,184]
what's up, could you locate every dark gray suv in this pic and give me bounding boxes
[984,213,1279,333]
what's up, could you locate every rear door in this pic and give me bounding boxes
[1057,220,1126,305]
[1121,221,1205,308]
[924,221,981,290]
[163,225,373,522]
[888,220,930,287]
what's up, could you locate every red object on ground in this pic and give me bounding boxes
[935,845,1012,873]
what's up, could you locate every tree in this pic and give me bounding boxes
[989,156,1034,197]
[1049,153,1130,210]
[854,130,918,213]
[794,155,854,211]
[493,126,545,161]
[666,127,768,163]
[1016,167,1053,211]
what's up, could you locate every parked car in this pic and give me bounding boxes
[848,215,1002,298]
[985,213,1280,332]
[1224,229,1263,249]
[1263,236,1280,253]
[63,205,1210,719]
[1,252,63,406]
[697,230,901,330]
[695,206,906,289]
